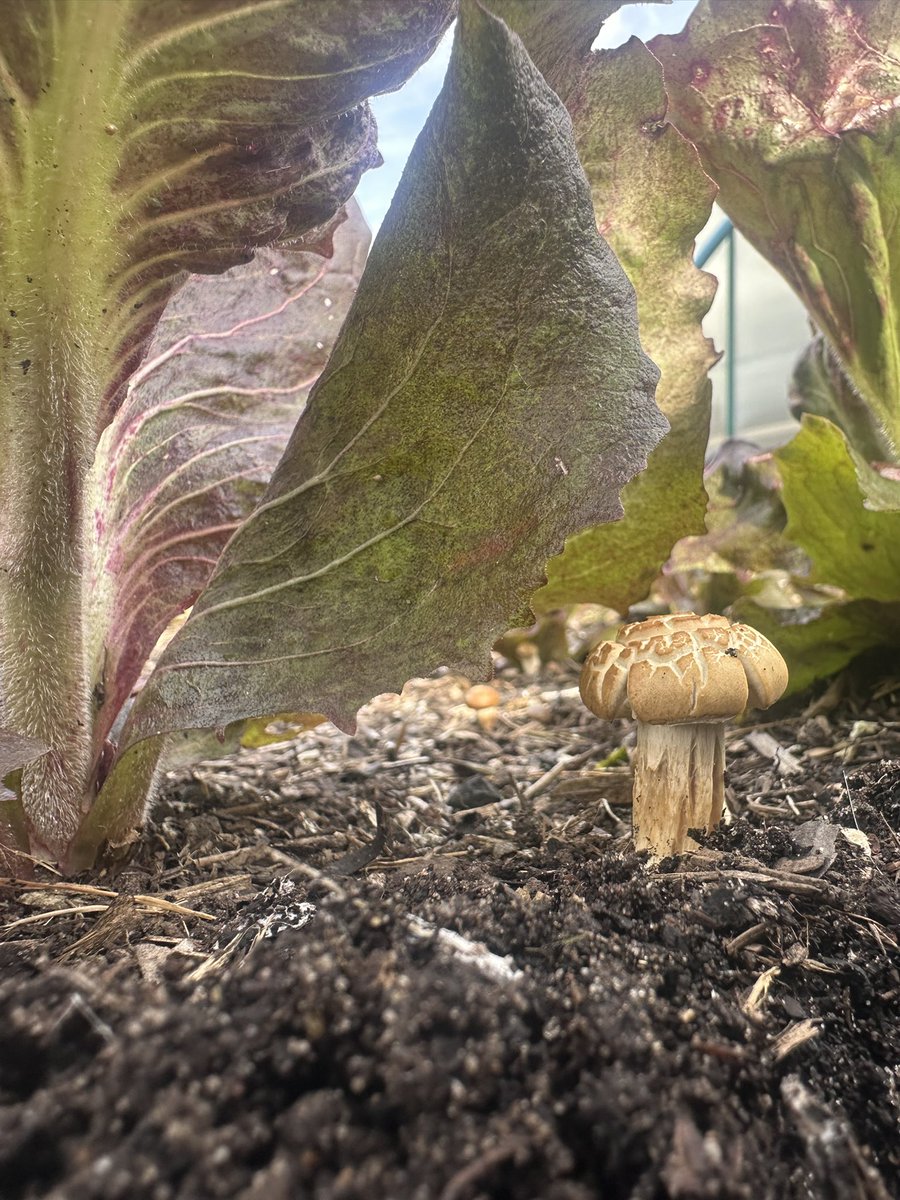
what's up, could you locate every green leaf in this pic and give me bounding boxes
[789,335,896,465]
[844,444,900,516]
[67,734,166,871]
[653,0,900,457]
[855,462,900,515]
[125,0,665,744]
[732,598,900,695]
[658,429,900,689]
[530,36,717,612]
[776,415,900,602]
[87,203,370,758]
[659,444,807,615]
[163,711,327,768]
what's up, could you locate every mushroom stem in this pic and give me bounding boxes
[632,722,725,857]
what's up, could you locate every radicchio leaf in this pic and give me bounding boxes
[0,727,48,779]
[123,0,666,746]
[526,35,717,613]
[487,0,632,94]
[87,204,370,758]
[789,336,897,467]
[653,0,900,459]
[776,416,900,602]
[0,0,452,428]
[0,0,451,858]
[731,598,900,696]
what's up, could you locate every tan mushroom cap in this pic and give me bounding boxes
[465,684,501,711]
[580,613,788,725]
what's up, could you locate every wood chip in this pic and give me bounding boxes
[742,964,781,1019]
[771,1018,821,1061]
[745,730,803,775]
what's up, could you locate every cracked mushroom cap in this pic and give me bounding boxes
[580,613,788,725]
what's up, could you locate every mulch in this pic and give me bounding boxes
[1,659,899,1199]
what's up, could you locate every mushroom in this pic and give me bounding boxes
[579,613,788,857]
[465,683,501,731]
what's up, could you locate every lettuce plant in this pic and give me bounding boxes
[515,0,900,694]
[494,0,900,696]
[643,0,900,685]
[0,0,669,871]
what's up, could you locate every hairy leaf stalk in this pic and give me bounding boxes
[0,330,95,857]
[0,5,126,856]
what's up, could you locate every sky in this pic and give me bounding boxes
[355,2,700,233]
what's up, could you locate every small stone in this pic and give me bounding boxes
[447,776,503,810]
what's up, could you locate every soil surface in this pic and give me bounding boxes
[1,659,899,1200]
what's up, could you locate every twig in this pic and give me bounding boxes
[724,921,769,955]
[842,768,860,830]
[263,849,348,900]
[2,892,214,934]
[3,904,109,931]
[132,895,214,921]
[770,1018,821,1062]
[524,745,601,800]
[599,796,627,827]
[3,879,118,899]
[650,868,831,898]
[0,849,63,875]
[194,846,259,867]
[168,875,253,902]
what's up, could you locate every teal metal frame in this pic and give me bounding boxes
[695,217,736,437]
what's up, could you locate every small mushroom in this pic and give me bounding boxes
[465,683,501,731]
[579,613,788,857]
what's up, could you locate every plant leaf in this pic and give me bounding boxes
[124,0,665,745]
[656,428,900,687]
[856,463,900,514]
[162,712,327,769]
[731,598,900,695]
[652,0,900,458]
[776,415,900,602]
[529,36,717,613]
[0,726,47,778]
[789,335,896,465]
[487,0,631,94]
[0,0,451,858]
[87,203,370,754]
[0,0,452,430]
[658,445,808,615]
[70,703,328,868]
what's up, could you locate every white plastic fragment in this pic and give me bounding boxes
[407,915,522,982]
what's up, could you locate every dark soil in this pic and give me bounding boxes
[1,663,899,1200]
